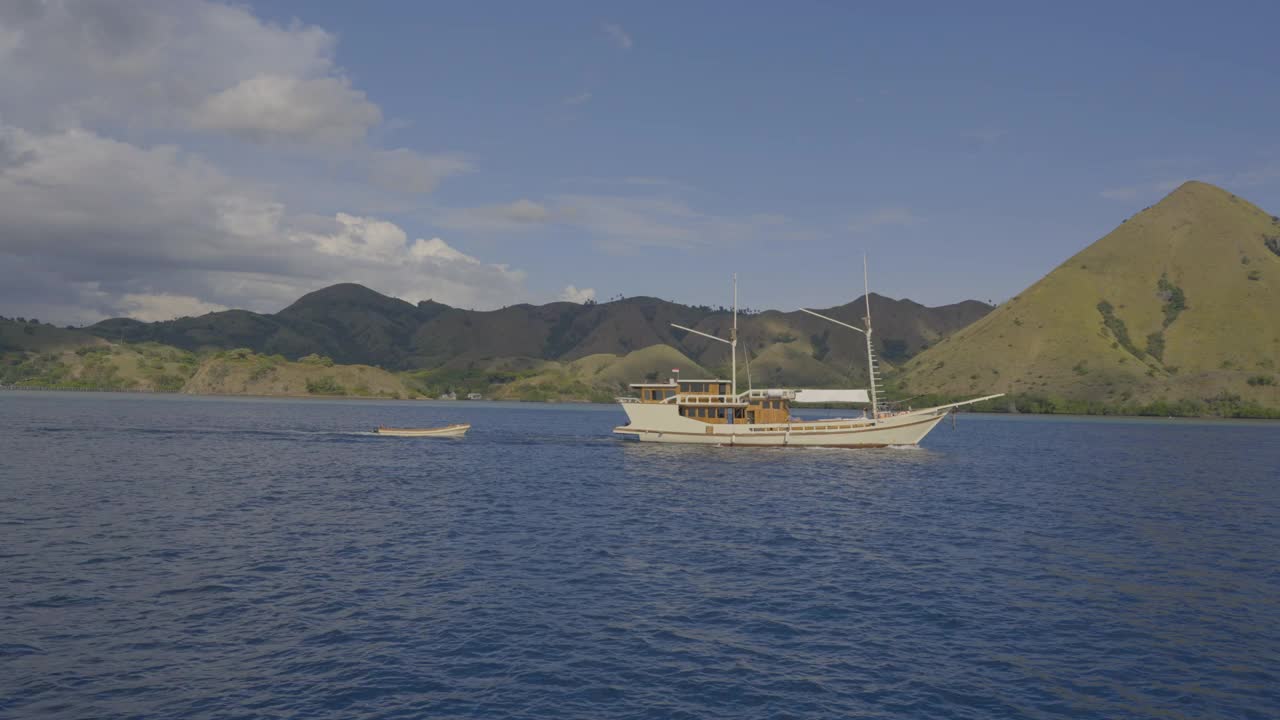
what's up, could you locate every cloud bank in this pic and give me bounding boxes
[0,0,520,323]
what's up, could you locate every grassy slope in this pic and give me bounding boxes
[1,320,200,390]
[184,351,414,398]
[403,345,709,403]
[898,182,1280,412]
[2,322,710,402]
[0,322,412,398]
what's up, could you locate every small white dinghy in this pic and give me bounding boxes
[374,423,470,438]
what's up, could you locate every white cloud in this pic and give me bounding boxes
[558,195,700,249]
[602,22,633,50]
[191,74,381,145]
[438,199,554,233]
[559,285,596,304]
[438,193,799,252]
[847,207,923,235]
[0,2,494,323]
[0,1,339,136]
[563,91,593,106]
[118,293,230,322]
[0,125,525,321]
[368,148,473,194]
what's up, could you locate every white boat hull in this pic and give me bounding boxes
[613,403,947,447]
[375,423,470,437]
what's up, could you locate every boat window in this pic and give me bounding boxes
[716,408,725,418]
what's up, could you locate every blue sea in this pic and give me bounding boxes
[2,391,1278,719]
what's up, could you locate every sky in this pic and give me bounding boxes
[2,0,1278,324]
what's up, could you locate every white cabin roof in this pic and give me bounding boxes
[793,389,871,404]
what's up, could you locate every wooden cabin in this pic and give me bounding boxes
[629,381,677,403]
[747,395,792,424]
[626,378,794,425]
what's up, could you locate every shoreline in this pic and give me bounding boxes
[5,385,1279,421]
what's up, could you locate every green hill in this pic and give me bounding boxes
[399,344,709,402]
[1,319,199,391]
[1,318,105,353]
[898,181,1280,416]
[183,349,413,399]
[83,287,990,384]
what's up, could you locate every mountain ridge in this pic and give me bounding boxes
[86,287,992,384]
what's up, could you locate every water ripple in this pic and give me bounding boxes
[1,394,1278,719]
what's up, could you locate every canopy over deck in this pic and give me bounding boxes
[792,389,871,404]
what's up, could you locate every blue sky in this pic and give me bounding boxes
[2,1,1278,322]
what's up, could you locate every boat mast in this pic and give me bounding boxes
[862,255,878,420]
[731,273,738,397]
[670,274,740,396]
[798,255,881,421]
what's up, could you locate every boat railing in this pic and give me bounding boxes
[743,388,797,401]
[616,396,642,404]
[664,394,748,406]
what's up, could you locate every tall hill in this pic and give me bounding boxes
[898,181,1280,410]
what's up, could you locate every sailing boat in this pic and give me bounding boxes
[613,259,1001,447]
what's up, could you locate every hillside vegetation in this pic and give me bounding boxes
[183,350,414,398]
[401,344,708,402]
[1,319,199,391]
[897,181,1280,416]
[85,285,990,384]
[1,316,715,403]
